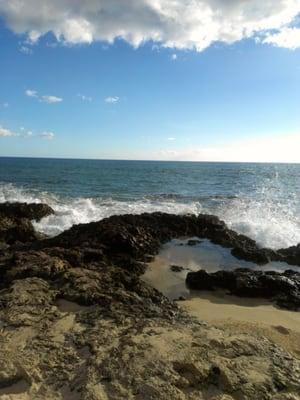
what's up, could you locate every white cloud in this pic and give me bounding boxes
[155,133,300,163]
[25,89,38,97]
[167,137,176,141]
[105,96,119,104]
[0,1,299,51]
[39,131,55,140]
[0,126,17,137]
[20,45,33,55]
[78,93,92,102]
[25,90,63,103]
[0,125,55,140]
[2,102,9,108]
[40,95,63,103]
[171,54,177,60]
[262,27,300,49]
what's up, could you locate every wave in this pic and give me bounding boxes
[1,182,299,250]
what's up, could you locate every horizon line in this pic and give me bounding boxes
[0,155,299,165]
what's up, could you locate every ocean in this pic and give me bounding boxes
[0,157,299,250]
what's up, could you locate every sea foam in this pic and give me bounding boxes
[1,182,299,249]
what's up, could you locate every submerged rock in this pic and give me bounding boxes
[186,268,300,310]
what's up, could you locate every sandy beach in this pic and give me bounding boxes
[143,239,300,359]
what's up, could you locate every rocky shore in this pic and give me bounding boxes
[0,202,300,400]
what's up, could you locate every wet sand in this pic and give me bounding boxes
[143,238,300,357]
[180,291,300,333]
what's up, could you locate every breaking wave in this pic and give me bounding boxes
[1,182,299,249]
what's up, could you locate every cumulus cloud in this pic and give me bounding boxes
[40,95,63,103]
[105,96,119,104]
[25,89,38,98]
[25,90,63,103]
[263,27,300,49]
[0,126,16,137]
[0,0,299,51]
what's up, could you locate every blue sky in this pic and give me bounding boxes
[0,1,300,162]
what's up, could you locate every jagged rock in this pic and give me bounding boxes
[186,268,300,310]
[39,212,299,267]
[170,265,185,272]
[0,202,53,245]
[0,204,300,399]
[0,215,39,244]
[187,239,202,246]
[278,243,300,267]
[0,202,54,221]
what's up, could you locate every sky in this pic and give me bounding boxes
[0,0,300,162]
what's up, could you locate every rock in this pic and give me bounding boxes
[0,202,54,221]
[0,215,40,244]
[187,239,202,246]
[41,212,299,267]
[0,204,300,399]
[278,243,300,266]
[0,202,53,245]
[186,268,300,310]
[170,265,185,272]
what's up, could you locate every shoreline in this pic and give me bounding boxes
[179,290,300,333]
[1,203,300,399]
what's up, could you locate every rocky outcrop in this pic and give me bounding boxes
[0,202,54,245]
[33,212,298,267]
[0,202,54,221]
[1,205,300,399]
[186,268,300,310]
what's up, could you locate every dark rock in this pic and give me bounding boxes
[277,243,300,266]
[170,265,185,272]
[0,202,54,221]
[0,202,53,245]
[0,215,40,244]
[186,268,300,310]
[39,212,300,268]
[187,239,202,246]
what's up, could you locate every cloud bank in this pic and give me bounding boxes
[0,0,300,51]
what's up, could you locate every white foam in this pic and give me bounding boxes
[1,182,299,249]
[215,193,300,250]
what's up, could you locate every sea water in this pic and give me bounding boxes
[0,157,299,249]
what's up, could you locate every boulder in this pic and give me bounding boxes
[186,268,300,310]
[0,202,54,221]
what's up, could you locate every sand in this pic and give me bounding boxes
[143,238,300,358]
[180,291,300,333]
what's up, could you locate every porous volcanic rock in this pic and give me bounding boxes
[37,212,296,267]
[186,268,300,310]
[0,202,54,221]
[0,202,54,245]
[1,205,300,399]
